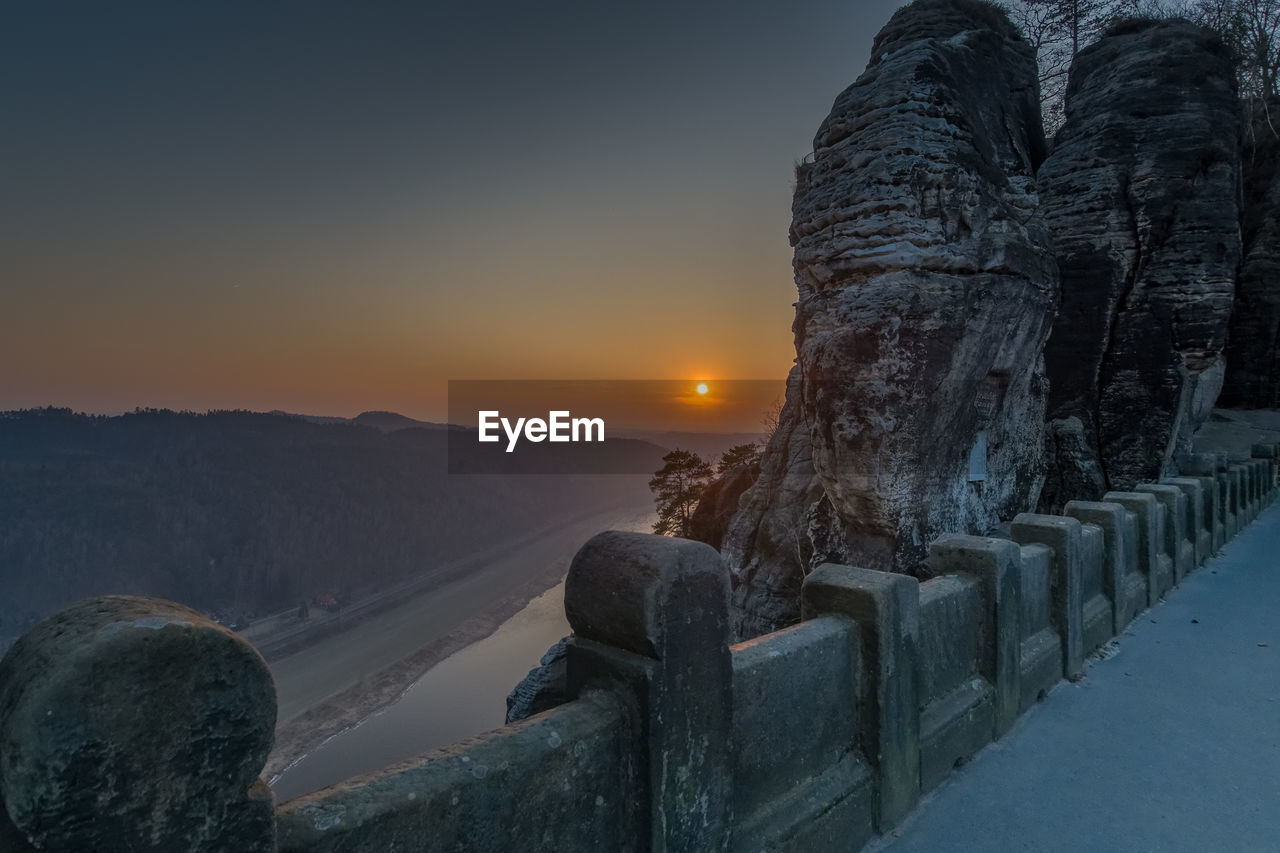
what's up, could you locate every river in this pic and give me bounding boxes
[271,579,571,801]
[272,578,568,799]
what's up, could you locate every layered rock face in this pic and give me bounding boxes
[722,0,1056,638]
[1221,98,1280,410]
[721,369,829,634]
[686,460,759,551]
[505,636,570,723]
[1040,19,1241,501]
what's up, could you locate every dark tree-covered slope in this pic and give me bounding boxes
[0,408,655,640]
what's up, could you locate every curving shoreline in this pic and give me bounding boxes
[262,500,656,791]
[264,570,563,785]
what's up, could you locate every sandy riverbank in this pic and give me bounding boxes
[262,499,655,784]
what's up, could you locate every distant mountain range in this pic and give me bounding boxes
[270,410,456,432]
[612,430,765,462]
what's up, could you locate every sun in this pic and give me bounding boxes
[696,383,709,395]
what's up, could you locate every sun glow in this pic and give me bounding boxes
[696,383,709,395]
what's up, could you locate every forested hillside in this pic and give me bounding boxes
[0,408,657,643]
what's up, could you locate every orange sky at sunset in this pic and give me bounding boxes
[448,380,783,434]
[5,231,796,422]
[3,1,903,424]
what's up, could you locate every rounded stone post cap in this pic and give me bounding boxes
[0,596,277,851]
[565,530,728,659]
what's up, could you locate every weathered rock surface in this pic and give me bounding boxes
[0,596,277,852]
[0,807,34,853]
[687,461,759,551]
[1222,98,1280,410]
[1040,19,1241,501]
[505,635,570,724]
[1040,416,1108,514]
[721,369,830,636]
[722,0,1056,637]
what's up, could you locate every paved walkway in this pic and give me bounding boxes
[877,502,1280,853]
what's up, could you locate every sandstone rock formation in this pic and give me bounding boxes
[505,635,570,723]
[722,0,1057,638]
[1039,415,1107,514]
[722,370,830,635]
[1039,19,1241,502]
[1221,98,1280,410]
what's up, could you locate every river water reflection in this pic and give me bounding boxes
[271,580,570,802]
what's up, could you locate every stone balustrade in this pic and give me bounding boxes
[1,442,1277,852]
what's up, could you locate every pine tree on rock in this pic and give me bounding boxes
[649,449,714,537]
[717,443,762,474]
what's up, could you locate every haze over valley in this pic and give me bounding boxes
[0,407,689,649]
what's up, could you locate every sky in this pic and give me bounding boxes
[3,0,904,423]
[448,380,785,434]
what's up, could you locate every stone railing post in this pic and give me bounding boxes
[1248,462,1259,515]
[928,535,1022,737]
[1207,473,1226,551]
[1238,463,1257,522]
[1103,492,1171,603]
[1239,464,1252,521]
[1227,465,1247,529]
[1062,501,1136,633]
[0,596,277,852]
[1181,454,1227,550]
[1257,458,1272,505]
[1135,484,1193,582]
[1010,514,1085,679]
[564,531,732,853]
[801,563,919,831]
[1260,444,1280,503]
[1216,467,1238,539]
[1161,477,1210,564]
[1255,444,1279,503]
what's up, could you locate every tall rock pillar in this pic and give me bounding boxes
[723,0,1056,637]
[1039,20,1241,505]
